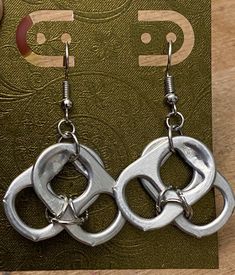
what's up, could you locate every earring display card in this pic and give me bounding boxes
[0,0,216,271]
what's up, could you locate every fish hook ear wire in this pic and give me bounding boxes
[166,40,173,77]
[63,42,69,80]
[164,41,184,152]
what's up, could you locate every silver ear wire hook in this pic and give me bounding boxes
[63,42,69,80]
[58,42,80,161]
[61,42,72,121]
[164,41,184,152]
[165,40,176,98]
[166,40,173,77]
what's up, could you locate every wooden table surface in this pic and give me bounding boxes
[5,0,235,274]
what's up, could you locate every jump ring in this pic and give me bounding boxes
[166,111,184,132]
[58,118,75,139]
[156,186,193,220]
[176,190,193,220]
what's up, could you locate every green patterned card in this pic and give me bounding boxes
[0,0,216,271]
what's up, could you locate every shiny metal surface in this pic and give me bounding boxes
[164,41,185,152]
[57,118,76,139]
[4,143,125,245]
[141,137,235,237]
[175,172,235,237]
[3,167,63,241]
[114,136,216,231]
[4,42,125,246]
[140,137,201,200]
[3,144,101,242]
[32,143,125,246]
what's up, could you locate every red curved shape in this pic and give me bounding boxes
[16,15,33,57]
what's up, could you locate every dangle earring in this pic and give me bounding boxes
[114,41,234,237]
[3,43,125,246]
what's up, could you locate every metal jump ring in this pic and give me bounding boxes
[166,111,185,132]
[58,118,76,139]
[45,195,69,223]
[176,190,193,220]
[156,185,173,213]
[156,186,193,220]
[45,198,89,225]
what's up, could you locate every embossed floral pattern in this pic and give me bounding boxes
[90,30,123,61]
[0,0,216,271]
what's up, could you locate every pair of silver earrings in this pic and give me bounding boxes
[3,42,234,246]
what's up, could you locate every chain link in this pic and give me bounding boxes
[156,186,193,220]
[45,195,89,225]
[166,111,185,132]
[58,118,76,139]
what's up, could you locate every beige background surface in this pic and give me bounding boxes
[3,0,235,273]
